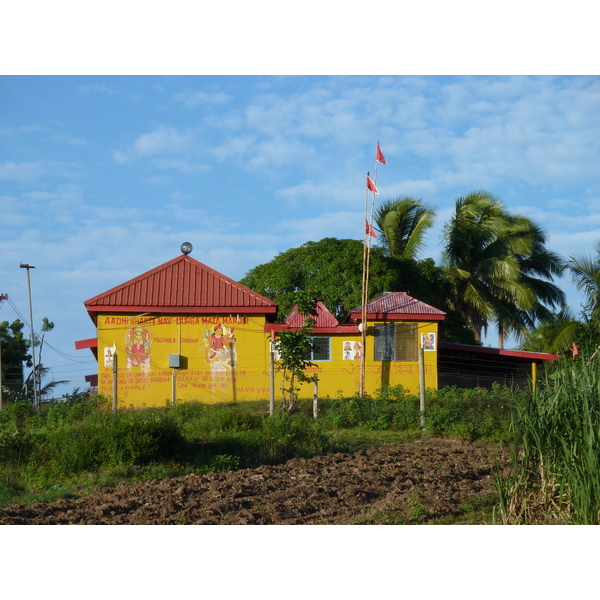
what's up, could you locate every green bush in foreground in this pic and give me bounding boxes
[318,383,519,441]
[40,411,184,476]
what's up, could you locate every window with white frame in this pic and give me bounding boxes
[374,323,418,361]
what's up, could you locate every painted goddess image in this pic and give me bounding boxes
[199,323,237,370]
[125,326,152,368]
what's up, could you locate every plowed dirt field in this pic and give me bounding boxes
[0,438,508,525]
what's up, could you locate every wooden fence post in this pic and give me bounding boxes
[313,374,319,419]
[172,368,177,407]
[269,345,275,417]
[418,346,426,428]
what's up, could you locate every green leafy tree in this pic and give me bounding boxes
[240,238,401,322]
[273,290,319,412]
[1,319,31,399]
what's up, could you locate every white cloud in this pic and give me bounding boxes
[276,180,358,207]
[114,126,194,164]
[152,158,210,175]
[0,161,45,182]
[46,134,88,147]
[277,210,363,246]
[173,90,232,107]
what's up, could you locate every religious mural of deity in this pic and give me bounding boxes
[125,326,152,368]
[198,323,237,371]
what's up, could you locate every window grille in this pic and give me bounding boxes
[374,323,417,361]
[307,336,331,361]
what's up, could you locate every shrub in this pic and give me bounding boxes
[42,411,184,476]
[0,400,34,430]
[0,430,44,465]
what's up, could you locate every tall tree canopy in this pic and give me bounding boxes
[442,191,565,346]
[526,240,600,356]
[568,240,600,321]
[240,238,401,322]
[0,319,31,392]
[374,196,436,260]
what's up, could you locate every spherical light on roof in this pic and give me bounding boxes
[181,242,193,255]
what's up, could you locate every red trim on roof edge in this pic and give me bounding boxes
[438,342,557,361]
[265,324,360,334]
[350,313,445,322]
[85,305,277,314]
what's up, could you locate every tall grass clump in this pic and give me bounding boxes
[495,353,600,524]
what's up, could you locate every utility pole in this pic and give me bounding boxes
[20,264,38,410]
[0,338,3,412]
[0,294,6,412]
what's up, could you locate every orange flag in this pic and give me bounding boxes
[365,220,377,238]
[366,175,379,194]
[376,141,387,165]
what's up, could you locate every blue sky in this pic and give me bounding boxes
[1,74,599,396]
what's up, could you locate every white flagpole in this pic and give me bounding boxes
[360,174,370,398]
[360,142,386,398]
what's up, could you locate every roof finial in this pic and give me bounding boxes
[181,242,193,255]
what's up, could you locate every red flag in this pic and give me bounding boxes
[366,175,379,194]
[365,220,377,238]
[376,142,387,165]
[572,342,579,357]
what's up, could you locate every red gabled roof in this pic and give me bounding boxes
[83,254,278,316]
[349,292,446,321]
[284,301,339,329]
[265,301,360,334]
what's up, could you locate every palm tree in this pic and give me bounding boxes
[520,241,600,355]
[568,239,600,320]
[520,308,579,354]
[373,197,436,260]
[442,191,566,346]
[493,215,566,347]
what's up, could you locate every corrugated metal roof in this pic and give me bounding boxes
[438,342,557,361]
[283,301,340,328]
[349,292,446,320]
[84,254,277,313]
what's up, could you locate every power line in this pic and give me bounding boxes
[5,297,93,363]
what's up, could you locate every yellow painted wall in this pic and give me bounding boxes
[95,313,439,407]
[97,313,272,407]
[293,320,439,399]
